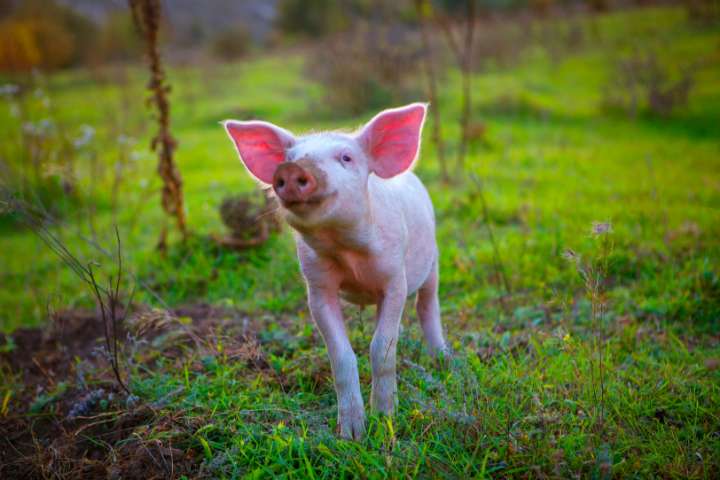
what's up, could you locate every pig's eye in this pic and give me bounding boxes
[341,154,352,163]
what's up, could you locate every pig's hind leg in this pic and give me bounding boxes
[416,260,447,354]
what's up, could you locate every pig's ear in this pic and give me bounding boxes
[223,120,295,184]
[357,103,427,179]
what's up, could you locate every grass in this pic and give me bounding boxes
[1,5,719,478]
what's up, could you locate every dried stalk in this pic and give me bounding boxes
[129,0,187,247]
[470,173,512,303]
[3,192,133,395]
[438,0,476,176]
[414,0,448,182]
[564,222,613,439]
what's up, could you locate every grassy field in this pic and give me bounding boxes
[1,5,719,478]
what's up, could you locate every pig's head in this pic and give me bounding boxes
[223,103,427,229]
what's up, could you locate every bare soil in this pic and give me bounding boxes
[0,304,258,479]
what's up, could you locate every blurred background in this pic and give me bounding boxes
[0,0,718,331]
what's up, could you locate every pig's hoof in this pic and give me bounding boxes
[433,345,453,367]
[370,380,397,415]
[370,395,396,416]
[337,406,365,440]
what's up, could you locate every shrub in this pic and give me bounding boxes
[276,0,417,39]
[210,27,251,61]
[276,0,353,38]
[683,0,720,25]
[0,18,75,72]
[603,50,695,117]
[93,12,144,64]
[307,22,422,114]
[471,19,529,70]
[0,0,97,72]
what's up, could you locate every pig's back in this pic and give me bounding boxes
[379,172,435,228]
[369,172,438,295]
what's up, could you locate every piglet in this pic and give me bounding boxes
[223,103,447,439]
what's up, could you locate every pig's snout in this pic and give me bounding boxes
[273,162,318,205]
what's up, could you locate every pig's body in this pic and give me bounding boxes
[294,171,437,306]
[224,103,446,440]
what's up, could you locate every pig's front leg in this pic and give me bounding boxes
[308,286,365,439]
[370,274,407,415]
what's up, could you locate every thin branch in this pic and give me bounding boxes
[436,14,463,66]
[457,0,476,174]
[470,173,512,299]
[435,0,477,176]
[4,191,132,395]
[414,0,449,182]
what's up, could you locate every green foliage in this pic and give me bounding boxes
[29,381,67,414]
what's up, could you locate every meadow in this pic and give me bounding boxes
[1,5,719,478]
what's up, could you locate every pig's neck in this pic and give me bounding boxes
[292,204,375,256]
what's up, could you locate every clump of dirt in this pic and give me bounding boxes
[0,304,267,479]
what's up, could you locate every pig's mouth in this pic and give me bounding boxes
[281,190,337,213]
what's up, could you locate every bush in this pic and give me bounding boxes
[0,18,75,72]
[277,0,354,38]
[307,22,422,114]
[471,19,529,70]
[683,0,720,25]
[210,27,251,61]
[603,50,695,117]
[276,0,418,39]
[0,0,97,72]
[93,12,144,64]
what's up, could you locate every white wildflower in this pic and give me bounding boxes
[74,125,95,149]
[0,83,19,97]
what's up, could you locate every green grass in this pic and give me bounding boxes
[128,324,719,477]
[1,5,719,478]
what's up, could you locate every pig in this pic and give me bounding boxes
[223,103,447,439]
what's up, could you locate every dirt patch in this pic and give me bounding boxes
[2,309,109,412]
[0,304,264,479]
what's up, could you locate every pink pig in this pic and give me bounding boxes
[223,103,446,439]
